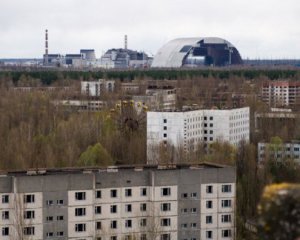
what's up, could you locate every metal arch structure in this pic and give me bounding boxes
[151,37,243,68]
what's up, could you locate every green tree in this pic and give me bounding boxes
[78,143,114,167]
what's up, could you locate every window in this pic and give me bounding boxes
[206,215,212,224]
[2,211,9,220]
[209,130,213,134]
[210,123,213,127]
[191,208,197,213]
[191,192,197,198]
[191,223,197,228]
[125,189,132,197]
[23,227,35,235]
[110,205,118,213]
[140,188,147,196]
[57,231,64,236]
[209,116,213,120]
[206,185,213,193]
[221,200,232,208]
[221,214,232,223]
[2,227,9,236]
[181,208,188,213]
[181,223,187,229]
[222,185,232,193]
[140,218,147,227]
[181,193,188,198]
[2,195,9,204]
[222,229,232,238]
[206,200,213,209]
[161,218,171,227]
[75,208,86,216]
[163,133,167,138]
[95,206,102,214]
[111,236,117,240]
[46,216,53,221]
[163,119,167,123]
[206,231,212,239]
[46,200,53,206]
[96,190,102,199]
[24,194,35,203]
[161,187,171,196]
[161,203,171,212]
[160,233,170,240]
[57,199,64,205]
[210,137,213,141]
[111,189,117,198]
[24,210,35,219]
[96,221,102,230]
[125,219,132,228]
[111,220,117,229]
[75,223,86,232]
[125,204,132,212]
[140,203,147,212]
[46,232,53,237]
[75,192,86,201]
[57,215,64,221]
[204,117,207,120]
[141,234,147,240]
[163,126,167,130]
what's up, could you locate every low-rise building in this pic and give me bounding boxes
[258,141,300,163]
[133,86,176,111]
[53,100,107,112]
[0,164,235,240]
[81,79,115,97]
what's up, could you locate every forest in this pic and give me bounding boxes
[0,69,300,239]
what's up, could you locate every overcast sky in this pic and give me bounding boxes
[0,0,299,59]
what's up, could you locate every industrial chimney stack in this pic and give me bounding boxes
[45,29,49,65]
[124,35,128,50]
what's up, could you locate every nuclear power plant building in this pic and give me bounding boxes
[151,37,243,68]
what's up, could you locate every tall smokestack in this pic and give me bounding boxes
[45,29,48,65]
[124,35,128,50]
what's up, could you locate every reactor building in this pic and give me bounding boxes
[151,37,243,68]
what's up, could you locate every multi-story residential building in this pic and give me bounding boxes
[261,81,300,107]
[0,164,235,240]
[147,107,249,162]
[258,141,300,163]
[81,79,115,97]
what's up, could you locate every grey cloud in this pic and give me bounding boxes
[0,0,299,58]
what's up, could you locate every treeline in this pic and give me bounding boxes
[0,68,300,85]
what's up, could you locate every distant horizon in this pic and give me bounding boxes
[1,0,299,59]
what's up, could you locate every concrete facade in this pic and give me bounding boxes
[81,79,115,97]
[258,141,300,163]
[147,108,249,163]
[261,81,300,107]
[0,164,235,240]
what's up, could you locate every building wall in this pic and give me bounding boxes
[0,165,235,240]
[258,142,300,163]
[261,81,300,107]
[81,79,115,97]
[147,108,250,163]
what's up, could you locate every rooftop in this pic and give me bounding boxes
[0,162,231,177]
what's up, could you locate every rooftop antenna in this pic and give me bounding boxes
[124,35,128,50]
[45,29,49,65]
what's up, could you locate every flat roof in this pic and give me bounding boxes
[0,162,232,177]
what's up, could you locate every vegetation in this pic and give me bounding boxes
[1,69,300,239]
[257,183,300,240]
